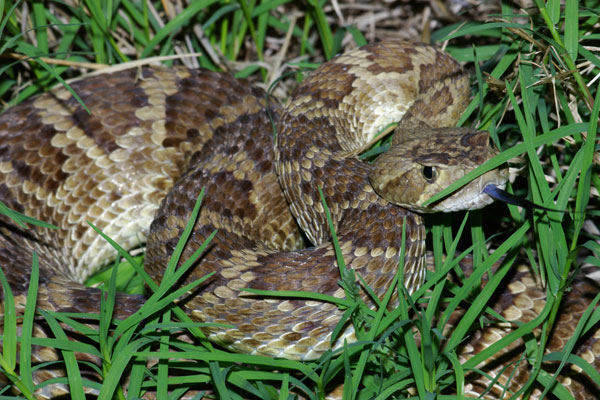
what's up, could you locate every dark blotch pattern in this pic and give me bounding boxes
[0,41,597,399]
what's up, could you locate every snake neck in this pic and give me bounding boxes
[274,112,362,245]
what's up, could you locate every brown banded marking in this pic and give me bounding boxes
[0,40,597,399]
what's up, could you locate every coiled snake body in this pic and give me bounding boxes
[0,41,598,398]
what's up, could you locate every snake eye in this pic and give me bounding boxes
[422,165,437,182]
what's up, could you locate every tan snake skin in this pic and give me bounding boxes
[0,41,598,398]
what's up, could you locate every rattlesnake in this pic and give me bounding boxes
[0,40,597,398]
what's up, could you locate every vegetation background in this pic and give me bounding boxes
[0,0,598,399]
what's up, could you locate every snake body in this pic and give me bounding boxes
[0,41,598,398]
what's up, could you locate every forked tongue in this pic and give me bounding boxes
[483,184,562,213]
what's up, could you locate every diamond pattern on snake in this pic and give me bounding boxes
[0,41,598,398]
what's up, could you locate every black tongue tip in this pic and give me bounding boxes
[483,185,560,212]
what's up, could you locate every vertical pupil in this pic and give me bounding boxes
[423,166,434,179]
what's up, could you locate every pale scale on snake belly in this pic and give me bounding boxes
[0,41,598,398]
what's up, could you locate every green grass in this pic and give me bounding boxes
[1,0,599,399]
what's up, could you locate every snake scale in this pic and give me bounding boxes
[0,41,598,398]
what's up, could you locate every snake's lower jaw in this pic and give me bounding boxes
[433,183,507,212]
[423,170,509,213]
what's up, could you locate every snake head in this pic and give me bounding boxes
[369,126,508,213]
